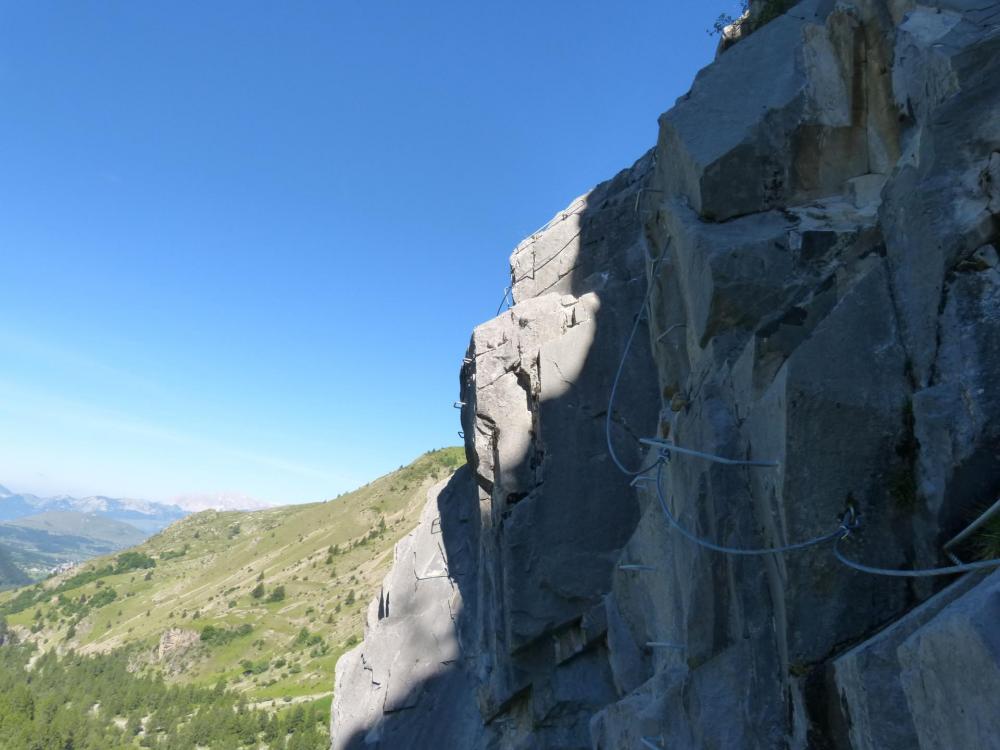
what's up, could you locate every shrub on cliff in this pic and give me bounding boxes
[114,551,156,573]
[201,623,252,646]
[711,0,797,37]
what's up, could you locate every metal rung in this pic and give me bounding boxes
[646,641,685,650]
[640,738,665,750]
[656,323,686,342]
[453,401,466,408]
[619,564,657,571]
[457,431,464,439]
[414,571,450,581]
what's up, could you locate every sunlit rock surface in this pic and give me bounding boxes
[330,469,482,749]
[332,1,1000,746]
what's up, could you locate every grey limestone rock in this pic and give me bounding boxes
[332,1,1000,747]
[459,150,661,747]
[830,569,1000,750]
[330,468,483,749]
[897,569,1000,749]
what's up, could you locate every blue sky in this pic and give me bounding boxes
[0,2,721,505]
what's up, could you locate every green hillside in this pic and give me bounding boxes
[0,643,329,749]
[0,511,150,579]
[0,545,29,590]
[0,448,465,710]
[4,511,148,547]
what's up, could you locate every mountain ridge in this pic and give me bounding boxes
[0,489,187,533]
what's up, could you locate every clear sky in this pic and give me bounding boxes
[0,1,721,505]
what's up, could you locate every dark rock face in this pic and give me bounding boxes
[830,568,1000,750]
[330,468,484,748]
[332,2,1000,747]
[459,152,660,748]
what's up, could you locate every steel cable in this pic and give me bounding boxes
[653,460,849,556]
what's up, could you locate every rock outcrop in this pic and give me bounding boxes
[830,568,1000,750]
[155,627,200,675]
[156,627,199,660]
[331,469,483,749]
[459,150,661,748]
[332,1,1000,747]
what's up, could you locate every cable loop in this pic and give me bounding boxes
[604,250,667,476]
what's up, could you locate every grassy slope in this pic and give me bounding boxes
[0,544,29,589]
[0,447,465,704]
[0,511,152,579]
[3,511,147,547]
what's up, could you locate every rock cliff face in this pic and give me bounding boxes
[332,1,1000,748]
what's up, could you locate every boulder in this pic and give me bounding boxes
[830,569,1000,750]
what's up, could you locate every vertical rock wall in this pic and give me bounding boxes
[332,1,1000,747]
[594,0,1000,746]
[331,468,484,748]
[458,153,660,748]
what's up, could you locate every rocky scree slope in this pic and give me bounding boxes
[331,1,1000,748]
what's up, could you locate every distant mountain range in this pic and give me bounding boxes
[169,491,273,513]
[0,486,190,585]
[0,485,188,534]
[0,485,279,586]
[0,511,150,578]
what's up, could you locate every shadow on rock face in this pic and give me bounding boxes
[334,5,1000,746]
[333,152,661,749]
[332,465,483,749]
[456,153,662,749]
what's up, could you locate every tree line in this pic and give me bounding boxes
[0,627,327,749]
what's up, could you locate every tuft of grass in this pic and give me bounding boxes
[889,400,920,511]
[709,0,797,37]
[888,467,918,511]
[972,513,1000,562]
[756,0,796,27]
[788,661,811,678]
